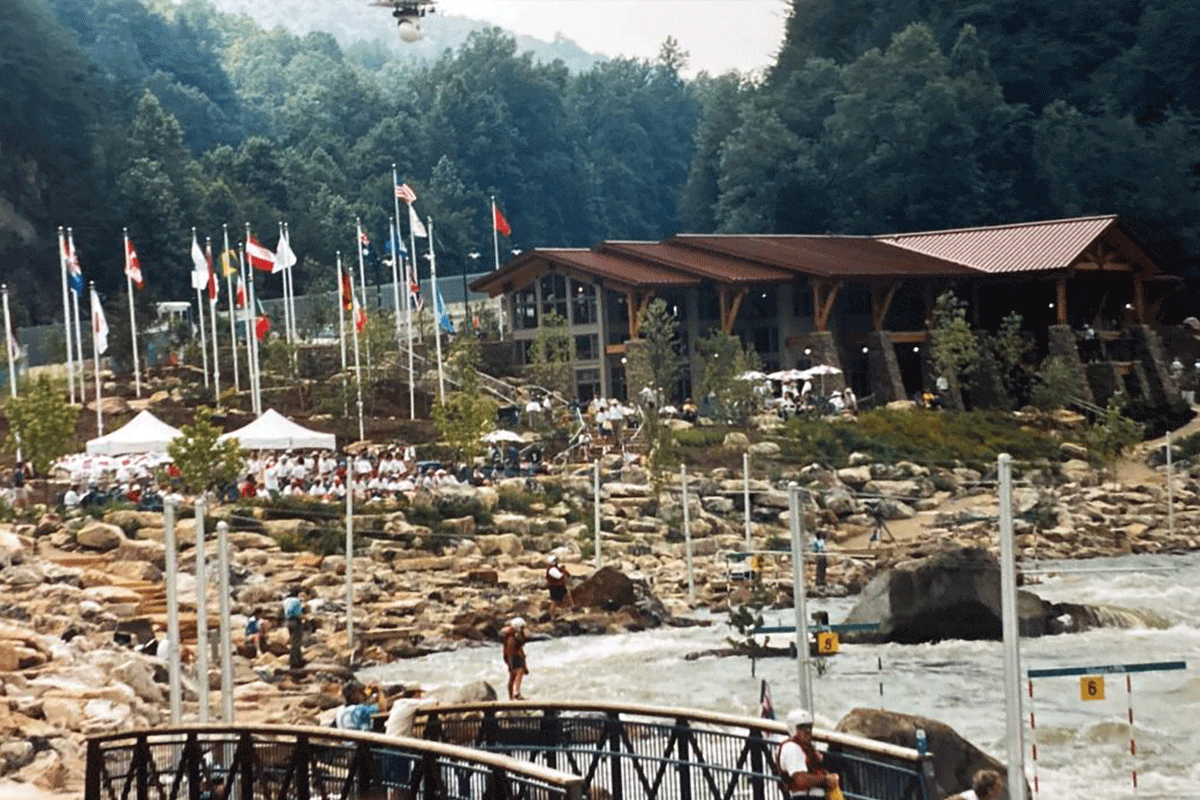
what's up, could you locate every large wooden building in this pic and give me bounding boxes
[471,215,1183,406]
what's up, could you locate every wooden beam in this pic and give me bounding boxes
[1056,276,1068,325]
[623,290,638,339]
[887,331,929,344]
[723,287,748,333]
[718,286,729,333]
[871,281,902,331]
[1133,272,1145,324]
[814,280,843,332]
[632,290,654,338]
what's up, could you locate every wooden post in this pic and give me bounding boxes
[1056,276,1068,325]
[1133,272,1146,323]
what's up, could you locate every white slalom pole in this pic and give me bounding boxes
[194,498,209,723]
[349,265,365,443]
[681,463,695,604]
[337,254,348,417]
[345,472,354,656]
[998,453,1027,800]
[429,217,445,402]
[216,520,234,722]
[164,498,182,723]
[743,451,752,551]
[88,282,103,436]
[789,482,813,713]
[58,227,75,404]
[68,229,85,406]
[123,229,141,397]
[593,459,602,569]
[224,226,239,394]
[207,238,220,406]
[1166,431,1175,538]
[3,286,19,463]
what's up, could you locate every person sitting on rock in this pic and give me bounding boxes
[545,555,573,613]
[945,769,1002,800]
[777,708,839,798]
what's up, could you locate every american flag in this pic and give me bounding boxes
[395,183,417,204]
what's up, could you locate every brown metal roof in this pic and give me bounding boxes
[672,235,977,278]
[599,241,794,284]
[877,215,1118,273]
[470,248,698,295]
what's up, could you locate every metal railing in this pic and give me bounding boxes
[85,724,584,800]
[413,702,937,800]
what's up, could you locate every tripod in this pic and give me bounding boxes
[868,505,895,545]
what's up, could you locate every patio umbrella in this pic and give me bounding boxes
[767,369,808,382]
[482,429,525,444]
[801,364,843,394]
[736,370,768,381]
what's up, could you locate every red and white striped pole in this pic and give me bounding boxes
[1027,679,1040,797]
[1127,675,1138,792]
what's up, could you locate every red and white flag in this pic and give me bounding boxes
[91,288,109,354]
[246,234,276,272]
[353,298,367,333]
[235,275,247,309]
[125,239,144,289]
[395,182,417,204]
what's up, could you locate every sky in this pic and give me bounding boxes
[444,0,791,76]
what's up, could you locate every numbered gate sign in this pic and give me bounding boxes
[1080,675,1106,701]
[816,632,839,655]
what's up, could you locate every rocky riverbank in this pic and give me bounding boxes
[0,448,1196,794]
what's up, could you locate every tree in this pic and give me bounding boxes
[432,335,497,462]
[626,298,683,403]
[1030,357,1087,412]
[528,312,573,397]
[1085,392,1143,478]
[929,290,978,394]
[167,406,246,494]
[4,376,76,475]
[697,330,762,424]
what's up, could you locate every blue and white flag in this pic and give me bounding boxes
[434,282,455,334]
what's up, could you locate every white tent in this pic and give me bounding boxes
[218,408,336,450]
[86,410,183,455]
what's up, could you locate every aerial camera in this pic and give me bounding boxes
[373,0,436,43]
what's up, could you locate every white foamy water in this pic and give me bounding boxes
[362,552,1200,799]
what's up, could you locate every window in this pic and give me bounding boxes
[518,339,535,365]
[575,334,599,362]
[576,368,601,402]
[571,281,597,325]
[514,284,538,330]
[609,363,627,402]
[540,274,568,321]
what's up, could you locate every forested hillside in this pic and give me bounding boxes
[2,0,1198,327]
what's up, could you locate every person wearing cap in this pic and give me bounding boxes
[778,708,839,798]
[545,555,573,614]
[946,768,1002,800]
[331,680,389,730]
[501,617,529,700]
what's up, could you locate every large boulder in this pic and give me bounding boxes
[571,566,671,627]
[841,548,1048,643]
[76,522,126,551]
[836,708,1021,800]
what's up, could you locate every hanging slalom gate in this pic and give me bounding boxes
[1025,660,1188,797]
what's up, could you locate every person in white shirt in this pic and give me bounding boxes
[308,481,325,498]
[947,769,1002,800]
[319,454,336,476]
[355,456,372,476]
[397,477,415,492]
[63,486,81,510]
[263,461,280,495]
[777,709,837,798]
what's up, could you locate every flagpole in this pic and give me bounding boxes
[245,224,262,415]
[192,228,209,388]
[277,222,291,347]
[240,242,257,415]
[491,195,504,339]
[348,245,365,443]
[3,285,21,463]
[355,218,372,380]
[391,164,406,351]
[207,238,221,406]
[58,228,75,404]
[405,250,415,420]
[337,253,348,417]
[429,217,445,402]
[89,282,103,436]
[285,222,299,343]
[224,226,239,394]
[68,229,85,406]
[389,219,404,350]
[123,229,142,398]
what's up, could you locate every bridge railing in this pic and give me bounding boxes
[85,723,584,800]
[412,702,937,800]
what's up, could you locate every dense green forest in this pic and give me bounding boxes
[2,0,1198,327]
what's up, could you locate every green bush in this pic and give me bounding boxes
[673,427,730,448]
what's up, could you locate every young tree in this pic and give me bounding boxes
[4,375,76,475]
[432,335,497,462]
[697,330,762,424]
[167,406,246,495]
[626,298,683,404]
[930,290,978,395]
[1030,357,1086,411]
[528,312,573,397]
[1085,392,1143,478]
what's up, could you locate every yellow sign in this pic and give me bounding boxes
[816,632,839,655]
[1080,676,1106,701]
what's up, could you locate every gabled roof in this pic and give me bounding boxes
[599,241,794,284]
[877,215,1120,273]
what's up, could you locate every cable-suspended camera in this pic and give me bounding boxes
[371,0,436,43]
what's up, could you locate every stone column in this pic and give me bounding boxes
[864,331,906,403]
[1046,324,1095,405]
[1126,324,1181,406]
[799,331,845,392]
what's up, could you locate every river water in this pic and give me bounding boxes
[362,552,1200,799]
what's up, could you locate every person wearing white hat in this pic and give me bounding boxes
[501,617,529,700]
[545,554,573,615]
[777,708,839,798]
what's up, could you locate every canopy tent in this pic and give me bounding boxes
[86,410,183,455]
[218,409,336,450]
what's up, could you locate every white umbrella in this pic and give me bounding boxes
[737,370,768,381]
[482,429,525,444]
[767,369,808,382]
[802,364,842,377]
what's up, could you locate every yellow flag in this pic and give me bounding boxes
[220,249,238,277]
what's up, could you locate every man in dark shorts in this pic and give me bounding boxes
[545,555,573,614]
[501,617,528,700]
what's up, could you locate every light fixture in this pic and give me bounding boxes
[1048,303,1055,309]
[804,348,812,355]
[862,346,869,354]
[1125,303,1133,310]
[467,251,481,260]
[621,357,627,364]
[913,346,920,352]
[511,248,522,256]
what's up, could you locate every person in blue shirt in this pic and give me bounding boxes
[332,681,389,731]
[812,530,828,588]
[282,589,308,670]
